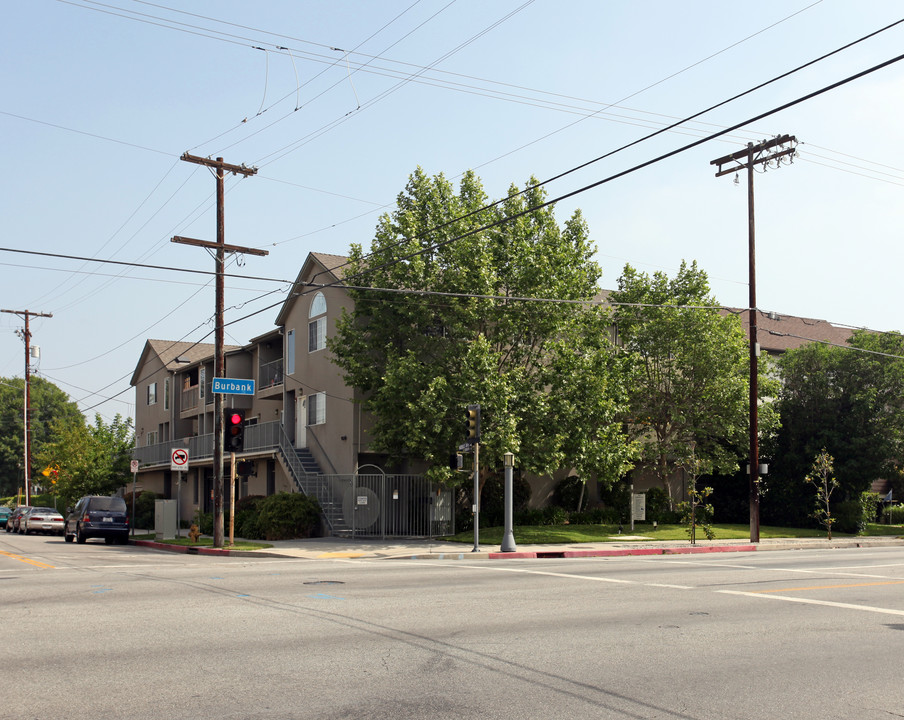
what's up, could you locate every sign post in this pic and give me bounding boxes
[170,449,189,540]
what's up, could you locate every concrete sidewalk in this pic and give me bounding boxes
[132,533,904,560]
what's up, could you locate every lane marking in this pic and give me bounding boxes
[0,549,55,569]
[418,562,639,584]
[747,580,904,594]
[719,590,904,617]
[647,583,694,589]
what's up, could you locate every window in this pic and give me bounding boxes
[147,382,157,405]
[286,329,295,375]
[164,377,170,411]
[308,292,326,352]
[310,291,326,317]
[146,430,158,446]
[307,392,326,426]
[199,367,206,399]
[308,317,326,352]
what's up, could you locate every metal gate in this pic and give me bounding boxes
[319,474,454,538]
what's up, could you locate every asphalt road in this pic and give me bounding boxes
[4,532,904,719]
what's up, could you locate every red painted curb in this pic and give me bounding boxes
[663,545,757,555]
[134,540,233,556]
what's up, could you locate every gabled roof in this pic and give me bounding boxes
[598,289,855,354]
[130,339,239,386]
[732,309,855,354]
[274,252,350,327]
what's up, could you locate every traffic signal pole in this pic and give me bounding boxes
[173,154,264,548]
[472,441,480,552]
[466,404,481,552]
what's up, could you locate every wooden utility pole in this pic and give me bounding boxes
[711,135,797,544]
[1,308,53,503]
[173,153,265,548]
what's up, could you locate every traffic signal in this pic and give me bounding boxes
[450,453,463,471]
[236,460,254,476]
[466,404,481,444]
[226,409,245,452]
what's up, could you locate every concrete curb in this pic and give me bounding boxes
[389,545,758,561]
[129,536,904,560]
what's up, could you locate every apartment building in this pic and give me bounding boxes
[130,252,453,537]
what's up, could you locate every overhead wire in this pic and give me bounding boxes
[303,17,904,282]
[19,4,904,410]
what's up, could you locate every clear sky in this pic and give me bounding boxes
[2,0,903,425]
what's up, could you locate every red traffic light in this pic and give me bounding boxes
[225,409,246,452]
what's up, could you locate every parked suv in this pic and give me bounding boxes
[64,496,129,544]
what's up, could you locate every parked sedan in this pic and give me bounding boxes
[7,506,30,533]
[0,507,10,528]
[21,507,64,536]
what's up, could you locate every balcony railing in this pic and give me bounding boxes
[259,358,284,390]
[181,386,200,412]
[132,420,283,466]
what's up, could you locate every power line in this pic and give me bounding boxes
[304,17,904,282]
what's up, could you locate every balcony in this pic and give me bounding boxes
[132,421,283,467]
[258,358,284,399]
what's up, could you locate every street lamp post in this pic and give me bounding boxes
[500,452,517,553]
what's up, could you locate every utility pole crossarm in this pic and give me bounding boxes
[171,235,269,257]
[180,152,258,178]
[710,135,797,175]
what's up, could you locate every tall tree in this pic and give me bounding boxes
[36,413,134,509]
[609,261,777,503]
[0,376,83,496]
[330,167,636,490]
[765,330,904,525]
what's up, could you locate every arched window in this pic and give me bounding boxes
[308,292,327,352]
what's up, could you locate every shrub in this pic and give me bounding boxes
[121,491,159,531]
[541,505,568,526]
[569,507,619,525]
[195,511,213,536]
[645,487,672,523]
[882,503,904,524]
[474,472,532,527]
[553,476,586,511]
[257,492,321,540]
[513,508,545,526]
[234,495,266,540]
[861,492,881,524]
[832,499,863,535]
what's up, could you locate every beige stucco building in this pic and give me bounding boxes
[130,252,454,537]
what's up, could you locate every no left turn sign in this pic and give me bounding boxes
[171,448,189,472]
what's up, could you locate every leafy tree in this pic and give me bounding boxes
[765,331,904,525]
[35,413,134,509]
[609,261,778,505]
[804,449,838,539]
[330,167,636,495]
[0,376,83,496]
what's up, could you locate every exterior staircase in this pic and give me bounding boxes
[275,425,350,534]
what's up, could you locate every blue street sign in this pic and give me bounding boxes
[211,377,255,395]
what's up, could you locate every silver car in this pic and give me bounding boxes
[21,507,65,536]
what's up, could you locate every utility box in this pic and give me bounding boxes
[154,499,177,541]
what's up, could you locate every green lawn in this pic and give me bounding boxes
[444,523,904,545]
